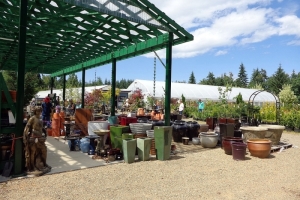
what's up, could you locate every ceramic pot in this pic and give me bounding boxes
[192,137,200,145]
[259,124,285,145]
[240,126,268,143]
[154,126,172,161]
[186,121,200,141]
[232,142,247,160]
[199,132,218,148]
[182,137,189,145]
[172,120,188,142]
[247,139,271,158]
[222,137,243,155]
[122,139,137,164]
[199,124,209,132]
[137,137,152,161]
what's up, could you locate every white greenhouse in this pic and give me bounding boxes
[127,79,278,105]
[35,85,110,100]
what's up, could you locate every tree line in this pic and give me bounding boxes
[185,63,300,103]
[2,71,133,103]
[3,63,299,103]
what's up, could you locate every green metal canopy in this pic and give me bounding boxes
[0,0,193,75]
[0,0,193,176]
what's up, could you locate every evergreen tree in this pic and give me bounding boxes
[199,72,215,85]
[188,71,196,84]
[2,70,40,103]
[265,64,290,95]
[223,72,235,86]
[248,68,268,90]
[215,74,225,86]
[66,73,80,88]
[206,72,216,85]
[235,63,248,88]
[54,75,64,89]
[291,72,300,103]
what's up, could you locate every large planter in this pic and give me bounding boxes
[240,126,268,143]
[154,126,172,161]
[147,119,164,129]
[222,137,243,155]
[247,139,272,158]
[219,123,235,138]
[199,132,218,148]
[123,139,137,163]
[259,124,285,145]
[137,138,152,161]
[172,120,187,142]
[186,121,200,141]
[129,123,152,134]
[110,125,130,150]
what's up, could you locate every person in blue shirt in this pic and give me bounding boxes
[198,99,204,112]
[42,97,52,121]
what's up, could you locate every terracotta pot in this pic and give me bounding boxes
[222,137,243,155]
[247,139,271,158]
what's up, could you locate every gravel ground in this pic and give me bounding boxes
[1,131,300,200]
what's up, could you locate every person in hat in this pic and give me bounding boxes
[42,96,52,121]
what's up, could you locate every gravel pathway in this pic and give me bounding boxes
[1,132,300,200]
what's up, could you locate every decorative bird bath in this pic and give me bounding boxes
[93,130,110,155]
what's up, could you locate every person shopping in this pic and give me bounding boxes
[178,100,184,115]
[198,99,205,112]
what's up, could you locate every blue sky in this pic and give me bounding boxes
[77,0,300,84]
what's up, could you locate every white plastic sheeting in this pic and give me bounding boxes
[127,79,277,104]
[35,85,110,99]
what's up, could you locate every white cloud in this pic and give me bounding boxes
[276,15,300,37]
[287,40,300,45]
[215,50,228,56]
[146,0,300,58]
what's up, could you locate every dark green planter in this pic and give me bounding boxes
[154,126,172,161]
[123,139,137,164]
[137,138,152,161]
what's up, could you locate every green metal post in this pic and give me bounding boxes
[14,0,28,175]
[81,68,85,108]
[111,58,116,116]
[63,74,66,102]
[50,77,54,94]
[164,33,173,126]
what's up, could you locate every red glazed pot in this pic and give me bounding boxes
[222,137,243,155]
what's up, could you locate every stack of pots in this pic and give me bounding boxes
[186,121,200,141]
[172,120,188,142]
[146,130,156,155]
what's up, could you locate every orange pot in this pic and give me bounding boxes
[47,129,52,136]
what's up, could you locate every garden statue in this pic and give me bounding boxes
[23,106,51,176]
